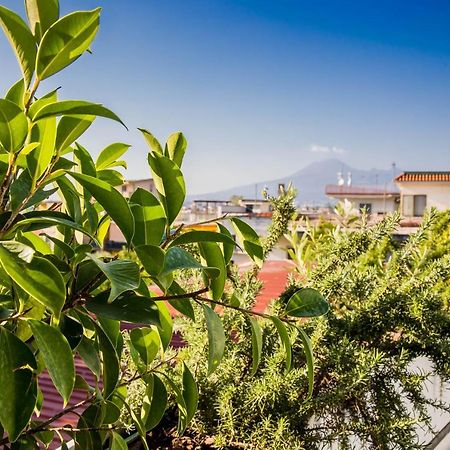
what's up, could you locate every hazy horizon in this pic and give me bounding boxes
[1,0,450,194]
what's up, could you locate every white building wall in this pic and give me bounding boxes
[397,182,450,211]
[338,196,398,214]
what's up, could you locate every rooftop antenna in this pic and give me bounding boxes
[392,162,396,181]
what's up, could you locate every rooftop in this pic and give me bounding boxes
[325,184,400,196]
[395,171,450,182]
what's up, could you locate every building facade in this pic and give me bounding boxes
[325,185,400,215]
[395,172,450,217]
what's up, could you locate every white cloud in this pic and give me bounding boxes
[310,144,346,155]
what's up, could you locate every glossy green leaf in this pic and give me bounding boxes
[69,172,135,244]
[165,131,187,167]
[86,254,140,303]
[55,115,95,153]
[0,242,65,317]
[156,301,173,351]
[161,375,188,436]
[77,336,101,379]
[29,320,75,406]
[14,216,98,244]
[135,244,165,277]
[130,188,166,246]
[0,6,36,87]
[97,169,124,186]
[73,142,96,177]
[95,323,119,399]
[271,316,292,373]
[110,431,127,450]
[29,98,57,186]
[202,304,225,375]
[0,99,28,153]
[59,315,83,350]
[32,100,126,128]
[249,317,262,376]
[141,374,167,431]
[165,281,195,320]
[36,8,100,80]
[199,242,226,300]
[25,0,59,41]
[297,327,314,400]
[130,327,160,366]
[5,79,25,107]
[182,362,198,426]
[170,230,237,248]
[0,327,37,442]
[86,292,160,326]
[285,288,329,318]
[43,234,74,259]
[19,231,51,254]
[96,142,130,170]
[230,217,264,268]
[147,152,185,226]
[161,247,219,279]
[139,128,163,154]
[217,223,235,264]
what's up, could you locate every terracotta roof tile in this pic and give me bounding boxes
[395,172,450,182]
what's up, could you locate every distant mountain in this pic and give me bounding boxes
[186,159,397,206]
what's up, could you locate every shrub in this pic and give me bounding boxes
[175,210,450,449]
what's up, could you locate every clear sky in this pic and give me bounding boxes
[1,0,450,194]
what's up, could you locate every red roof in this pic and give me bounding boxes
[395,172,450,182]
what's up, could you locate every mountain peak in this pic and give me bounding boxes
[187,158,396,205]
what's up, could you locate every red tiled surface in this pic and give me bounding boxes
[395,172,450,182]
[35,260,293,442]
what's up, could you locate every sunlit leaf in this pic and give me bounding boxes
[249,317,262,376]
[0,6,36,87]
[36,9,101,80]
[86,254,140,303]
[285,288,329,318]
[0,327,37,442]
[29,320,75,406]
[202,304,225,375]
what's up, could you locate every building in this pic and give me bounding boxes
[395,172,450,217]
[190,198,272,216]
[120,178,156,198]
[325,184,400,215]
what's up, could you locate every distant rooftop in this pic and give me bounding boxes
[326,184,399,196]
[395,171,450,182]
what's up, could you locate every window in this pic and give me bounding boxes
[359,203,372,214]
[402,195,426,216]
[413,195,426,216]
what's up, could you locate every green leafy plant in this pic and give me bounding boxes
[175,210,450,449]
[0,2,327,448]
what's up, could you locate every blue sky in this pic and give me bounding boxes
[1,0,450,194]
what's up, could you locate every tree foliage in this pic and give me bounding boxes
[0,1,327,448]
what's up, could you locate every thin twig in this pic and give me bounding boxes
[195,295,295,324]
[151,286,209,301]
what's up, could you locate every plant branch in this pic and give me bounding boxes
[151,286,209,301]
[195,295,295,324]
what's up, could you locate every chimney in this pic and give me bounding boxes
[347,172,352,186]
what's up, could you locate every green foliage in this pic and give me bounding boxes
[174,209,450,449]
[0,1,325,447]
